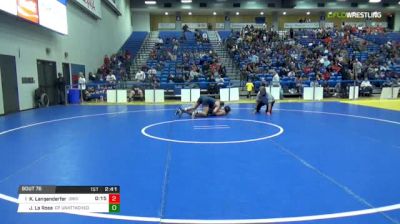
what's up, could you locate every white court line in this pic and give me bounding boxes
[1,193,400,223]
[0,108,175,136]
[141,119,284,144]
[193,126,231,130]
[0,107,399,223]
[193,125,230,128]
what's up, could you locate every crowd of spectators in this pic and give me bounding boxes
[134,31,228,89]
[225,24,400,96]
[92,50,132,83]
[81,24,400,101]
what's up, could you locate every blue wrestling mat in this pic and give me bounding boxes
[0,102,399,224]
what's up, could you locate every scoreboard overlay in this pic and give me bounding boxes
[17,186,120,213]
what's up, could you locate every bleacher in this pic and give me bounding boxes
[121,31,148,59]
[145,31,231,96]
[84,28,399,101]
[218,31,232,42]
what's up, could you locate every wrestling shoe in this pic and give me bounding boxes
[175,107,183,118]
[191,111,197,119]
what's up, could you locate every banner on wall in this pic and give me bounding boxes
[103,0,121,15]
[216,23,225,29]
[72,0,101,19]
[182,23,207,29]
[231,23,265,29]
[324,22,334,28]
[17,0,39,24]
[0,0,68,34]
[344,22,366,27]
[370,22,388,28]
[158,23,176,29]
[344,22,388,28]
[39,0,68,34]
[284,23,320,29]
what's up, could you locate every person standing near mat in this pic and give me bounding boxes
[176,96,231,118]
[255,84,275,115]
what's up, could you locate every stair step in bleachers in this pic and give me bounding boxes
[121,31,148,59]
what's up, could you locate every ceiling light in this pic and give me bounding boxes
[144,1,156,5]
[260,12,264,15]
[165,12,168,15]
[283,11,287,15]
[213,12,217,15]
[369,0,381,2]
[181,0,192,3]
[236,12,240,15]
[188,12,192,15]
[306,11,310,15]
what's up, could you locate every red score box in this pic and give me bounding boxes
[109,194,120,204]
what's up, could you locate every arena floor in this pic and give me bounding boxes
[0,101,399,224]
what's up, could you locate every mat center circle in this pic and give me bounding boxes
[141,118,284,144]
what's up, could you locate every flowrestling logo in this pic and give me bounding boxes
[327,11,382,19]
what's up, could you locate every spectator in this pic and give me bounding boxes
[106,71,116,83]
[183,24,189,32]
[272,72,280,87]
[104,55,110,68]
[148,67,157,77]
[135,70,146,82]
[78,72,86,100]
[168,73,175,83]
[215,75,225,87]
[360,77,373,96]
[88,72,97,81]
[55,73,66,104]
[245,80,254,98]
[128,87,143,102]
[156,37,164,46]
[353,59,362,79]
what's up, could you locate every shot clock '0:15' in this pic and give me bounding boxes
[95,196,107,201]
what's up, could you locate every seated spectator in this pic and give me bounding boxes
[361,77,373,88]
[135,70,146,82]
[190,68,199,81]
[120,69,127,81]
[287,70,295,78]
[382,77,393,87]
[202,62,210,74]
[151,76,160,89]
[88,72,97,82]
[272,72,280,87]
[215,75,225,87]
[219,65,227,78]
[141,64,149,72]
[156,37,164,46]
[168,73,175,83]
[148,67,157,77]
[208,74,215,83]
[106,71,117,83]
[128,87,144,102]
[360,77,373,96]
[174,75,184,83]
